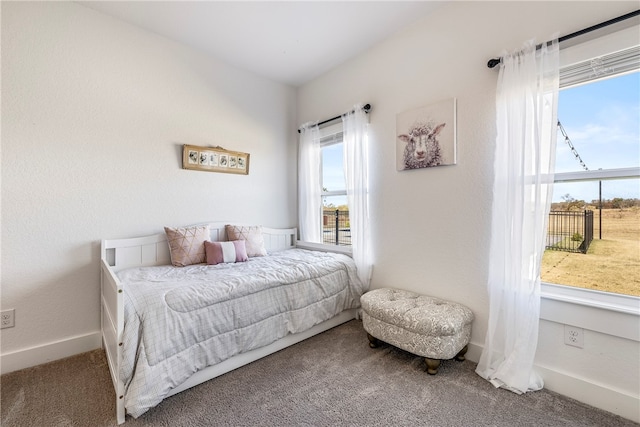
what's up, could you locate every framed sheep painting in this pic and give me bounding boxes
[396,98,457,171]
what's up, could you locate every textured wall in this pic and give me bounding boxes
[297,0,639,420]
[2,0,638,420]
[1,2,297,356]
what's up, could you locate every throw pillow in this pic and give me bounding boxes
[164,225,209,267]
[205,240,249,265]
[225,225,268,257]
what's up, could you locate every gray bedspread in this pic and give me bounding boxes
[117,248,364,418]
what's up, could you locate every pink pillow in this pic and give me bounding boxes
[205,240,248,265]
[225,225,268,257]
[164,225,209,267]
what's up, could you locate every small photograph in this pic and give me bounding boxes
[199,152,209,166]
[182,144,249,175]
[237,156,246,170]
[188,150,199,165]
[209,152,219,167]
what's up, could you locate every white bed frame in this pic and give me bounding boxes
[100,223,357,424]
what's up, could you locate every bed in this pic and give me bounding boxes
[100,223,364,424]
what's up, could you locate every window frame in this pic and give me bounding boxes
[541,26,640,329]
[314,122,353,251]
[541,166,640,322]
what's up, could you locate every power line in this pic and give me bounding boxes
[558,120,589,171]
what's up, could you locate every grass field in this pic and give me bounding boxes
[541,207,640,296]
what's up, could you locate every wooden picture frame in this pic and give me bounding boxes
[182,144,250,175]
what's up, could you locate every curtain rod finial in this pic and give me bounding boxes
[487,58,500,68]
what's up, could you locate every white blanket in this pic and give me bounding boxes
[117,248,364,418]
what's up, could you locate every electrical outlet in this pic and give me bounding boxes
[1,309,15,329]
[564,325,583,348]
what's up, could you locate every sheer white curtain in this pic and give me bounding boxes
[476,38,559,394]
[342,105,372,287]
[298,122,322,243]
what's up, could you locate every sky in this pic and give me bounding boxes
[322,143,347,208]
[321,71,640,207]
[552,71,639,203]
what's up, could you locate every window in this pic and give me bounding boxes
[541,28,640,298]
[319,123,351,246]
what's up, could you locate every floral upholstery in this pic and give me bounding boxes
[361,288,473,360]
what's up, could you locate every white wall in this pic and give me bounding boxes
[2,0,639,421]
[297,1,639,421]
[1,2,296,368]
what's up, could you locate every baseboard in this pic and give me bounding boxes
[465,341,483,364]
[465,342,638,422]
[1,331,102,374]
[536,364,640,423]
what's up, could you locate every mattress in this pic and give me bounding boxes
[116,248,364,418]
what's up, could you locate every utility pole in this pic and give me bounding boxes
[599,177,602,240]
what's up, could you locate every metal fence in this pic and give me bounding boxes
[323,209,351,246]
[546,210,594,254]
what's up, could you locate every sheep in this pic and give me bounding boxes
[398,122,446,169]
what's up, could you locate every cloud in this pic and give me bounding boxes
[556,113,639,171]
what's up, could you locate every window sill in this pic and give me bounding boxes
[541,282,640,316]
[295,241,353,256]
[540,282,640,342]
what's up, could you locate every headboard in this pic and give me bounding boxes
[101,223,297,271]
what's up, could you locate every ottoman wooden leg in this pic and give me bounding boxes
[455,345,469,362]
[367,333,381,348]
[425,358,441,375]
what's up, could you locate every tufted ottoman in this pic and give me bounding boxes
[360,288,474,375]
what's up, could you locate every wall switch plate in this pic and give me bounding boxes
[564,325,584,348]
[1,309,15,329]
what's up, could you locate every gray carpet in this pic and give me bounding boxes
[1,320,636,426]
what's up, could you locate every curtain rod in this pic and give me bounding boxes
[487,9,640,68]
[298,103,371,133]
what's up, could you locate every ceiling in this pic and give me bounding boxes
[78,1,444,86]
